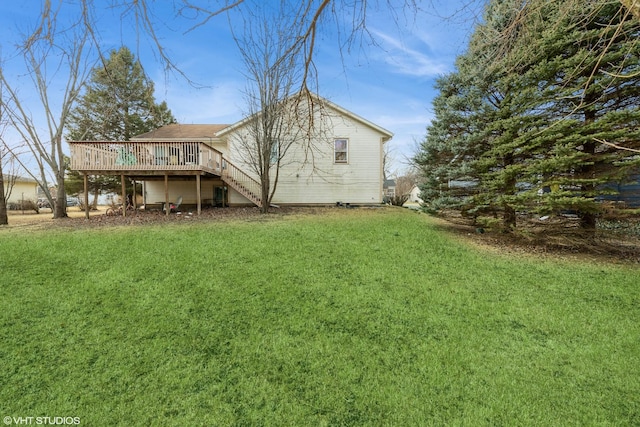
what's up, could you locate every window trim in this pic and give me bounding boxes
[334,138,349,164]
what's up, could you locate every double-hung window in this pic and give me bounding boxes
[334,138,348,164]
[270,142,279,165]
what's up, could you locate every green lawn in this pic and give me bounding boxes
[0,208,638,426]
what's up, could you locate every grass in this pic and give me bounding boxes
[0,208,638,425]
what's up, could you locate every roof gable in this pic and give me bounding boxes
[217,93,393,141]
[130,94,393,142]
[320,96,393,141]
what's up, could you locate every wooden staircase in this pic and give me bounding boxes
[221,158,263,208]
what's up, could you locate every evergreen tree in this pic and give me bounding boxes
[415,71,488,217]
[537,1,640,228]
[416,0,640,231]
[464,0,554,230]
[66,46,176,207]
[493,0,640,228]
[418,0,537,229]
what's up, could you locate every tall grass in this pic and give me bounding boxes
[0,208,638,425]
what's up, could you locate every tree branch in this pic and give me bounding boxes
[594,138,640,154]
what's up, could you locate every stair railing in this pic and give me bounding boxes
[221,158,263,207]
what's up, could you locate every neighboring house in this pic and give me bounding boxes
[2,175,38,206]
[384,178,422,207]
[400,184,423,210]
[69,95,393,212]
[597,174,640,208]
[407,185,423,204]
[383,179,396,203]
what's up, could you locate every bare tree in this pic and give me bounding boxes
[0,151,7,225]
[0,3,93,218]
[0,146,25,220]
[229,3,329,212]
[383,143,395,184]
[0,155,20,204]
[388,172,417,206]
[116,0,420,90]
[0,51,8,225]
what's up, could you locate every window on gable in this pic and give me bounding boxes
[334,138,348,164]
[270,142,279,165]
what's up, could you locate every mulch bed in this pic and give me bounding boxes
[433,212,640,265]
[55,206,319,228]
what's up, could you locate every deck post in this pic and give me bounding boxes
[164,173,169,216]
[196,174,202,215]
[121,174,126,217]
[83,173,89,219]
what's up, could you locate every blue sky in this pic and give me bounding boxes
[0,1,484,174]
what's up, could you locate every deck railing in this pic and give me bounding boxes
[221,159,262,207]
[69,141,223,175]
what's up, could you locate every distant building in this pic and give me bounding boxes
[2,175,38,206]
[408,185,423,204]
[383,179,396,203]
[598,174,640,208]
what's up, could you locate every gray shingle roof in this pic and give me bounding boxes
[133,124,230,139]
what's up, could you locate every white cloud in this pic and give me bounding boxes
[369,28,451,77]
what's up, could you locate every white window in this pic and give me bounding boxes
[270,142,279,165]
[334,138,348,164]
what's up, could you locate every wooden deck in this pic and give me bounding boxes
[69,141,264,215]
[69,141,223,177]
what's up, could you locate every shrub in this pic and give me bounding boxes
[8,199,39,213]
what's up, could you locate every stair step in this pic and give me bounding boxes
[222,168,262,208]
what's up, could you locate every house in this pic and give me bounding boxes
[383,177,422,207]
[69,95,393,214]
[597,174,640,208]
[383,179,396,203]
[407,185,423,204]
[2,175,38,208]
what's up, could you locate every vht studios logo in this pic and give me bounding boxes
[3,417,80,425]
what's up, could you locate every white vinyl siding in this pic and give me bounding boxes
[4,179,38,204]
[267,106,386,205]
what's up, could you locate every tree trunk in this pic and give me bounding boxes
[580,210,597,229]
[92,186,100,210]
[53,172,68,218]
[580,103,597,230]
[0,158,8,225]
[502,153,517,232]
[502,204,516,232]
[260,176,270,214]
[580,143,597,230]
